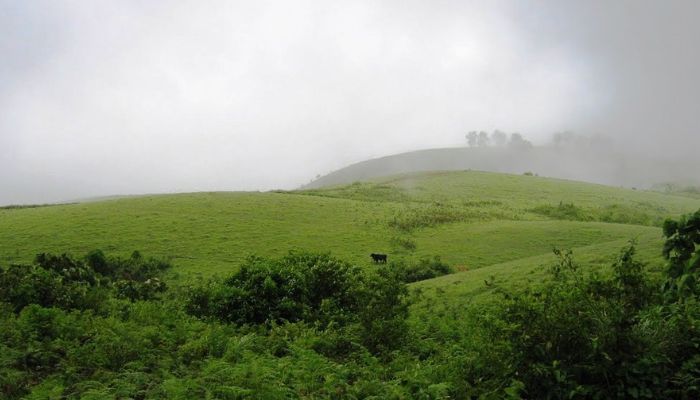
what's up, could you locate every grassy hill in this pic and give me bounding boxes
[303,146,700,190]
[1,170,697,281]
[3,170,700,398]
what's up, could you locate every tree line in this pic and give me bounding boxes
[465,130,533,149]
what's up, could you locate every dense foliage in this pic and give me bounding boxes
[531,201,662,226]
[185,252,410,354]
[1,210,700,398]
[391,256,453,283]
[482,245,700,398]
[0,251,169,313]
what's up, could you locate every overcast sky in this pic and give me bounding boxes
[1,0,698,204]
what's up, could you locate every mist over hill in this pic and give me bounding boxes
[304,134,699,190]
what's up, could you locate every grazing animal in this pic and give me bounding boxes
[370,253,387,263]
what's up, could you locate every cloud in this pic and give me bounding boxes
[3,0,695,204]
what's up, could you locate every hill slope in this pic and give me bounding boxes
[304,146,699,189]
[1,171,697,279]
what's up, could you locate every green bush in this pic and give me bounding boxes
[392,256,453,283]
[530,201,594,221]
[388,203,482,231]
[0,251,170,312]
[186,252,411,356]
[187,252,364,326]
[531,201,661,226]
[475,239,700,398]
[390,235,417,251]
[662,209,700,300]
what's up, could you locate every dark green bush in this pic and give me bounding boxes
[530,201,594,221]
[0,251,170,312]
[392,256,453,283]
[475,239,700,399]
[390,235,417,251]
[662,209,700,300]
[186,252,411,355]
[389,203,481,231]
[531,202,660,226]
[187,252,364,326]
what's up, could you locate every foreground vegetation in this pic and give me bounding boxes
[2,210,700,398]
[2,171,700,397]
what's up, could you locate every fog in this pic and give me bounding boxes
[1,0,698,205]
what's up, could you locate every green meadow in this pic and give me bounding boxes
[3,170,700,398]
[1,170,696,279]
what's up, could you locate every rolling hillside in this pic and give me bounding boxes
[1,170,697,281]
[303,146,699,190]
[3,169,700,398]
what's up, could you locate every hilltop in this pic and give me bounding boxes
[303,145,699,190]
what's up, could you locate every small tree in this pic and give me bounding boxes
[508,133,533,150]
[491,130,508,147]
[466,131,478,147]
[477,131,490,147]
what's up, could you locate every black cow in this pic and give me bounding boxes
[370,253,387,263]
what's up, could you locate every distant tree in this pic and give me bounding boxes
[508,133,533,149]
[477,131,490,147]
[466,131,478,147]
[552,131,575,147]
[491,130,508,147]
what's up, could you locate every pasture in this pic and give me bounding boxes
[1,170,696,280]
[2,170,700,398]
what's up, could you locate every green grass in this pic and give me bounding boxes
[410,228,666,309]
[302,170,698,213]
[1,171,698,285]
[408,220,660,268]
[0,192,396,275]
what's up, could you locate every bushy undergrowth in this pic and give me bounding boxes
[388,203,489,231]
[390,235,417,250]
[466,209,700,398]
[0,203,74,210]
[186,252,410,356]
[653,182,700,199]
[391,256,453,283]
[0,251,169,313]
[2,210,700,399]
[531,201,662,226]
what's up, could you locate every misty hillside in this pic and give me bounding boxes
[304,145,699,190]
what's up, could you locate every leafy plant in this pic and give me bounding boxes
[391,256,453,283]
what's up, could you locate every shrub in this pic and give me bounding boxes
[187,252,365,326]
[186,252,411,354]
[357,266,410,354]
[392,256,453,283]
[662,209,700,300]
[531,202,660,226]
[390,235,417,251]
[389,204,480,231]
[530,201,593,221]
[478,240,700,399]
[0,251,170,312]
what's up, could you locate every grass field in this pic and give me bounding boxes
[1,170,698,282]
[3,170,700,398]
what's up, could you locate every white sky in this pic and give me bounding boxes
[1,0,697,204]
